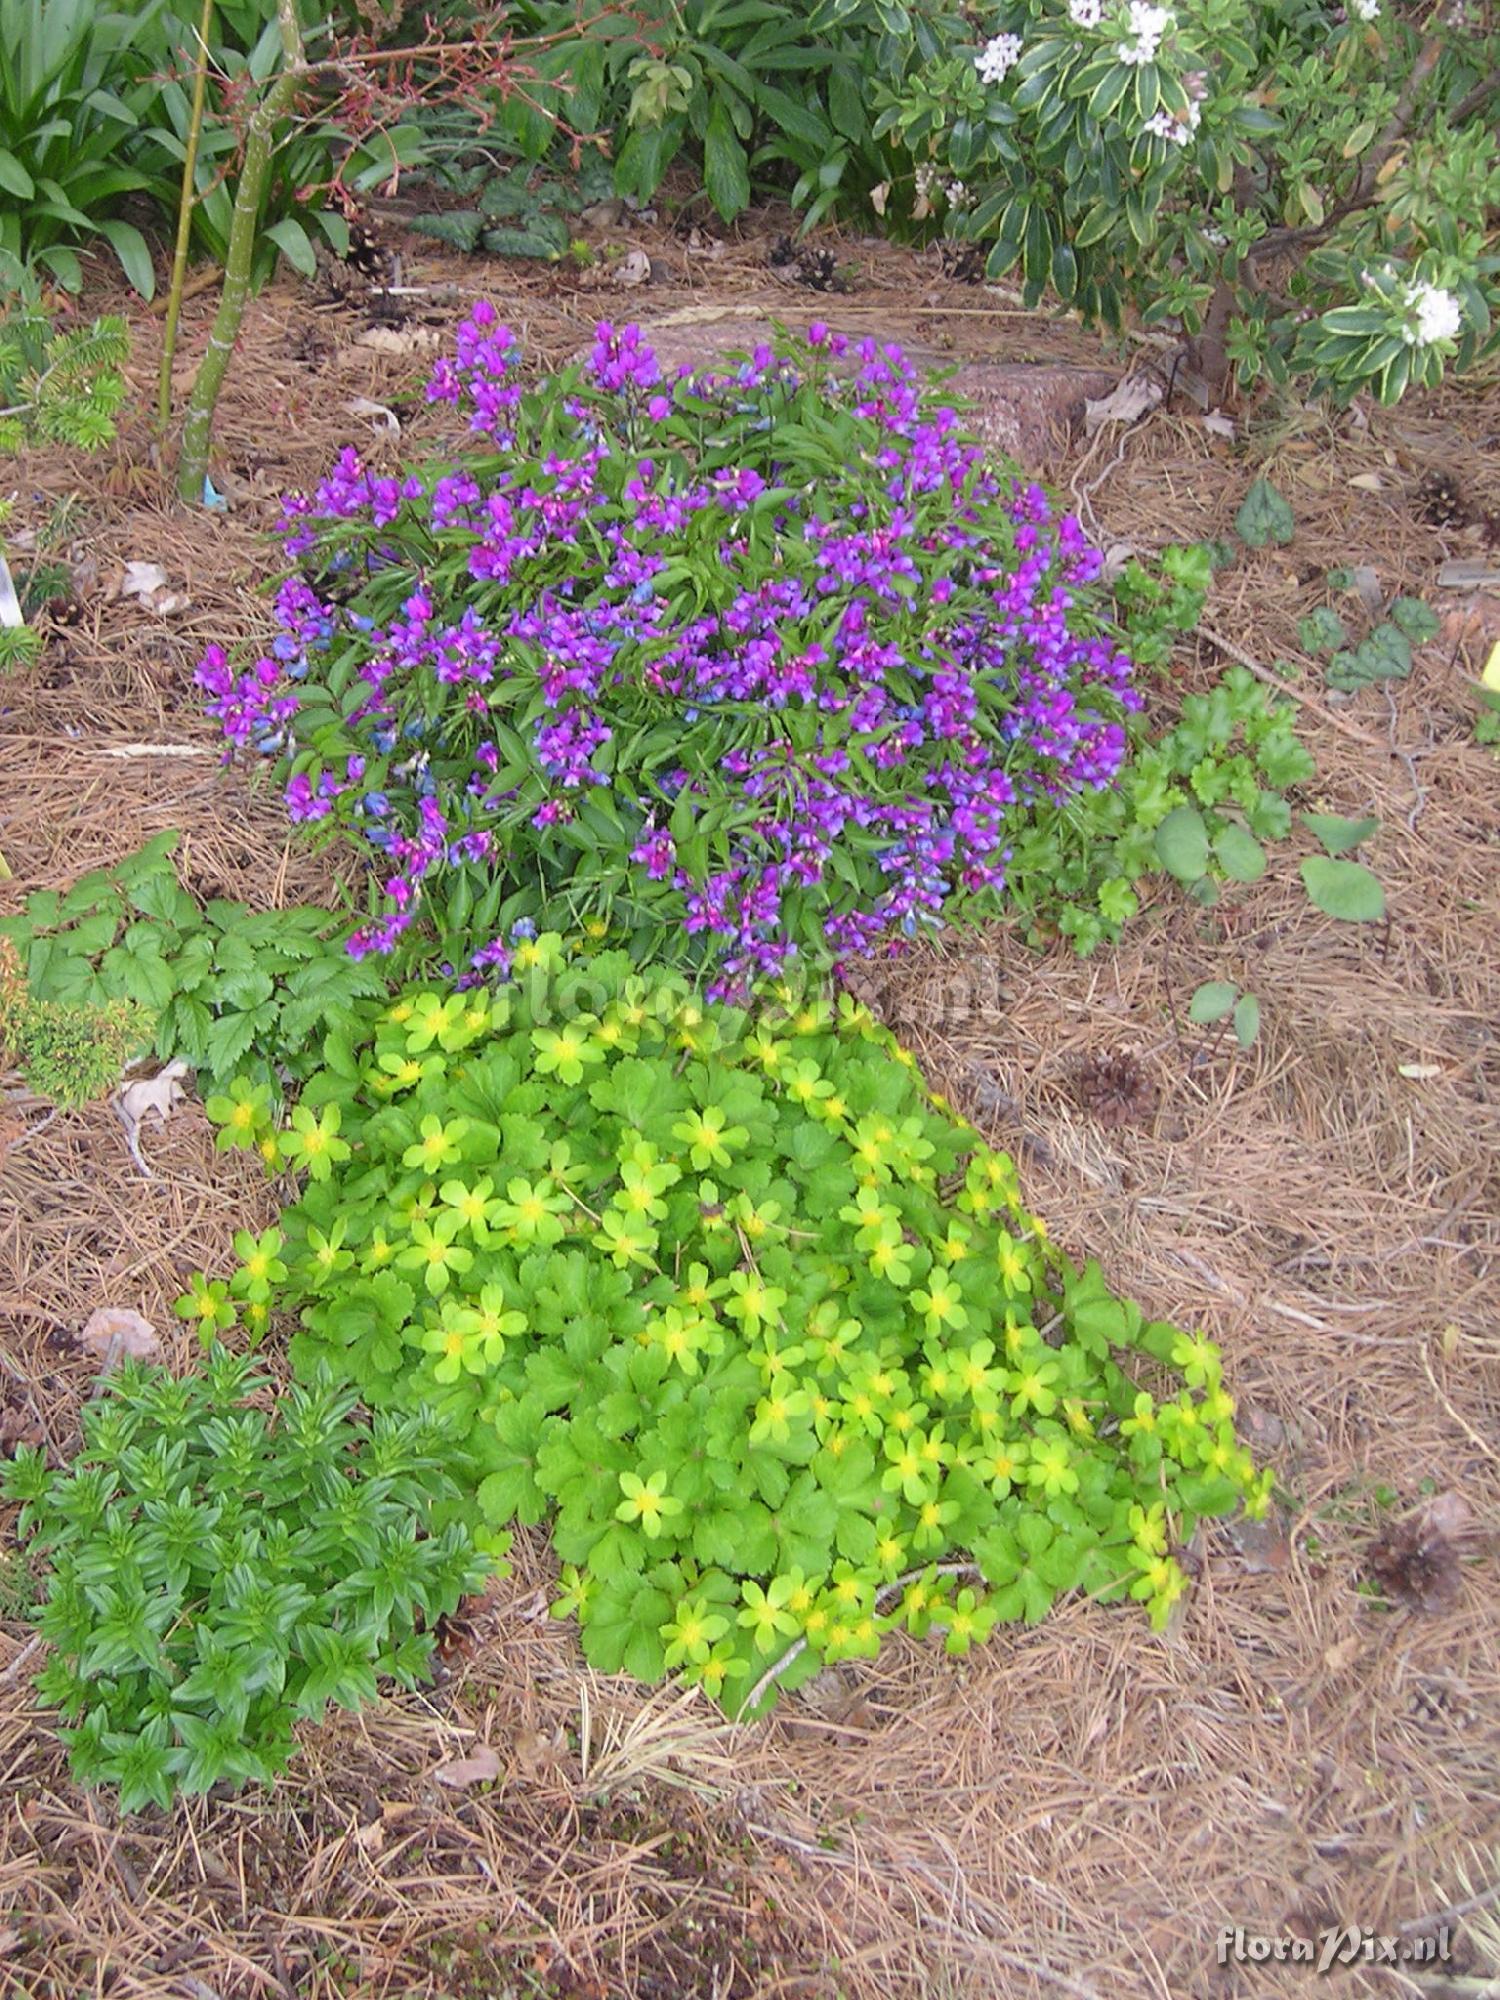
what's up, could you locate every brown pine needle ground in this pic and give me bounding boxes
[1,219,1496,2000]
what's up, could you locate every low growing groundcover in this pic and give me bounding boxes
[166,943,1268,1724]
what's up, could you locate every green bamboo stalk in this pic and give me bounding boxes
[158,0,218,433]
[176,0,305,504]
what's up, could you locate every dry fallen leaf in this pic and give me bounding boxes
[356,1801,418,1854]
[613,248,651,288]
[1397,1062,1443,1080]
[79,1306,160,1365]
[1223,1510,1293,1574]
[119,560,168,600]
[345,395,401,439]
[1323,1633,1362,1674]
[515,1724,567,1777]
[355,325,441,356]
[1348,471,1385,492]
[116,560,190,617]
[1345,564,1384,614]
[119,1059,191,1136]
[1202,410,1236,440]
[1099,541,1138,583]
[433,1746,502,1788]
[1421,1489,1475,1540]
[1083,374,1163,435]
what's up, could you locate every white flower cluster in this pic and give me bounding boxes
[914,162,941,200]
[1348,0,1380,18]
[1117,1,1174,63]
[975,31,1023,84]
[1400,278,1462,347]
[946,179,975,210]
[1068,0,1103,23]
[1145,98,1201,145]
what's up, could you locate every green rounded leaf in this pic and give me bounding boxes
[1301,811,1378,856]
[1155,805,1211,882]
[1212,822,1266,883]
[1300,856,1385,922]
[1188,980,1238,1025]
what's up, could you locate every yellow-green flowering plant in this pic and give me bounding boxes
[195,940,1270,1713]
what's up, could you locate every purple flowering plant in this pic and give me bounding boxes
[198,308,1147,998]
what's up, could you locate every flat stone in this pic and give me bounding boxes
[618,313,1120,473]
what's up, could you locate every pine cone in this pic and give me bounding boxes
[1414,469,1469,529]
[1075,1049,1158,1129]
[1368,1496,1472,1616]
[1366,1514,1463,1613]
[940,242,985,284]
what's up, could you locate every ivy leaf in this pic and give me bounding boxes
[771,1472,838,1575]
[1327,624,1411,691]
[408,210,484,254]
[1300,856,1386,922]
[1234,478,1295,549]
[1297,607,1346,654]
[1388,596,1438,643]
[476,1402,549,1526]
[694,1501,776,1574]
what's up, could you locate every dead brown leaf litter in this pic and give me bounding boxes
[1,219,1497,1999]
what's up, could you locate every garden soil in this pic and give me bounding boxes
[0,208,1495,2000]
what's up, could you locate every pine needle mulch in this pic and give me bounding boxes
[1,218,1496,2000]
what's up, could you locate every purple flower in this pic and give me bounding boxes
[198,311,1135,986]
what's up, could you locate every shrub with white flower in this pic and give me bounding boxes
[868,0,1500,403]
[1117,2,1173,64]
[974,31,1023,83]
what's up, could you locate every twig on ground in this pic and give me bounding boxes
[1383,682,1429,832]
[743,1561,982,1714]
[1421,1335,1498,1464]
[1198,625,1387,748]
[1398,1871,1500,1939]
[0,1634,43,1687]
[112,1094,157,1180]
